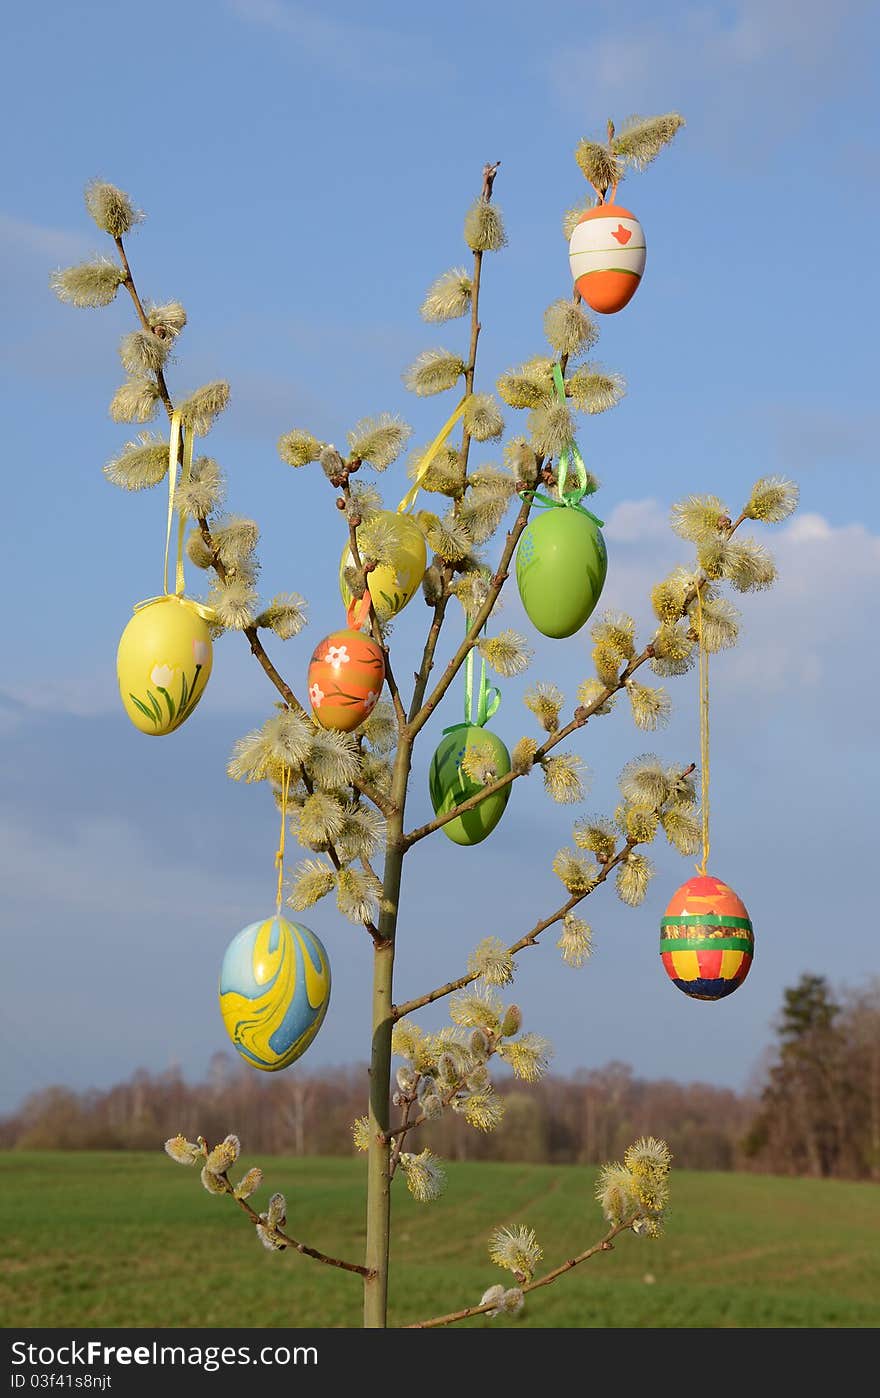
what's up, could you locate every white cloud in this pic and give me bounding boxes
[604,497,668,543]
[9,498,876,721]
[729,512,880,693]
[1,676,118,721]
[0,810,257,923]
[550,0,872,151]
[0,212,90,264]
[0,644,272,721]
[1,212,113,383]
[785,513,834,543]
[767,404,880,473]
[226,0,451,84]
[599,497,880,701]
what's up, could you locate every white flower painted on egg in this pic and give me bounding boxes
[324,644,350,669]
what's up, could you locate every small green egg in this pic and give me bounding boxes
[428,724,512,846]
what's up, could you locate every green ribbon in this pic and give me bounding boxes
[445,614,501,733]
[518,363,604,527]
[523,489,605,527]
[660,914,753,931]
[552,363,588,503]
[660,936,754,954]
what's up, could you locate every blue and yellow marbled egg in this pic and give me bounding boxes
[219,916,331,1071]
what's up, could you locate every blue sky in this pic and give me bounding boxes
[2,0,878,1115]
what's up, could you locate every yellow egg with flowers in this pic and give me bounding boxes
[116,595,213,735]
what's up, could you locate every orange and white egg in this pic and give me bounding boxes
[568,203,646,314]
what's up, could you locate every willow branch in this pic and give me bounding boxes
[386,1036,503,1145]
[114,234,389,838]
[388,1110,425,1148]
[393,843,633,1019]
[406,496,533,739]
[113,235,313,720]
[403,686,603,847]
[405,171,495,730]
[403,523,749,849]
[210,1171,372,1277]
[407,1215,638,1327]
[388,1094,416,1178]
[408,587,452,722]
[406,337,574,746]
[457,231,483,471]
[115,236,173,415]
[359,857,383,944]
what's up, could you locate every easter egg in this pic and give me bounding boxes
[339,511,427,622]
[428,724,511,846]
[116,595,213,735]
[516,507,607,639]
[219,915,331,1072]
[568,203,646,314]
[660,874,754,1001]
[308,626,385,732]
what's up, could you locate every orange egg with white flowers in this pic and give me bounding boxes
[308,595,385,732]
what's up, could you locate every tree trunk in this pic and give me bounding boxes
[871,1039,880,1181]
[362,737,411,1327]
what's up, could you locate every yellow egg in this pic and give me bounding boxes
[339,511,427,621]
[116,596,213,735]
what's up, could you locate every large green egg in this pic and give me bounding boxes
[428,724,512,846]
[515,507,607,638]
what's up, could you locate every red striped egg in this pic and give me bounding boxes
[660,874,754,1001]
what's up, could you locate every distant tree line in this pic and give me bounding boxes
[3,976,876,1179]
[0,1057,755,1170]
[742,975,879,1179]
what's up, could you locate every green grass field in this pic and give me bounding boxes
[1,1153,878,1328]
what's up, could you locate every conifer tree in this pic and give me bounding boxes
[52,115,798,1328]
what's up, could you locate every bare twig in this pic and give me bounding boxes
[407,588,452,722]
[388,1094,417,1178]
[405,327,586,744]
[406,495,534,739]
[208,1168,373,1278]
[481,161,501,201]
[407,1215,638,1327]
[405,165,498,729]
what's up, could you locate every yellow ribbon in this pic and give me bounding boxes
[275,765,292,914]
[695,587,711,876]
[132,412,216,621]
[397,395,469,514]
[164,410,192,597]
